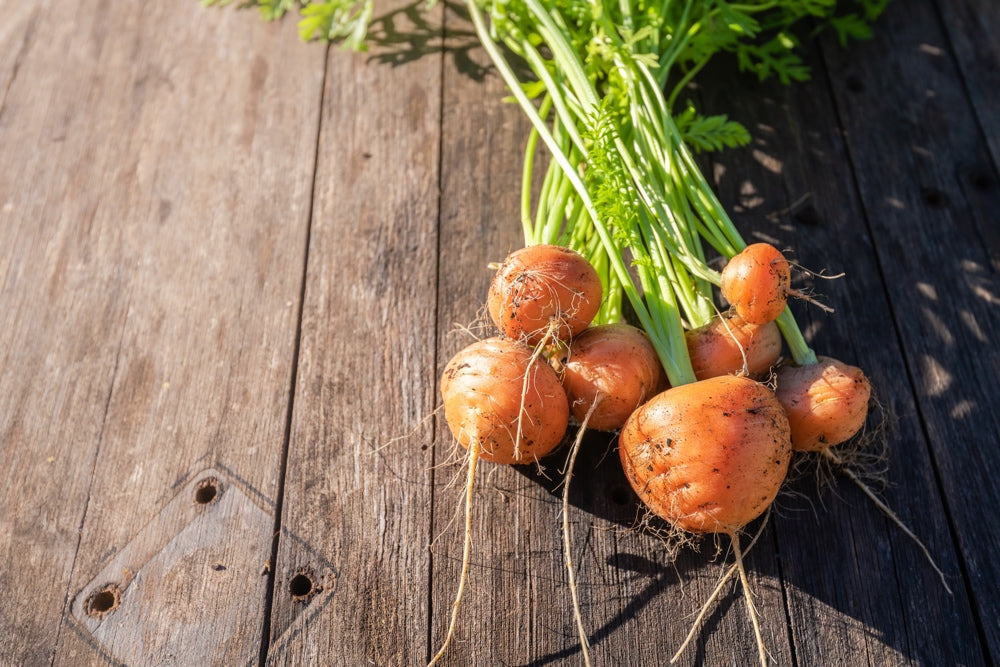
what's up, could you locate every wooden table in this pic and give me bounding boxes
[2,1,997,664]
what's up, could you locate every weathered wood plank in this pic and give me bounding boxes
[431,8,580,663]
[817,1,1000,662]
[263,1,443,664]
[429,6,795,665]
[0,1,325,664]
[0,5,133,662]
[812,3,1000,661]
[935,0,1000,181]
[698,14,984,664]
[1,0,996,664]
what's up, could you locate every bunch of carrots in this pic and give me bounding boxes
[432,1,894,663]
[438,236,872,664]
[205,0,944,664]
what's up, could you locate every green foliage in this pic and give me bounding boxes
[736,31,812,84]
[674,102,751,153]
[298,0,374,48]
[582,101,640,245]
[257,0,298,21]
[201,0,372,49]
[829,13,874,45]
[200,0,295,20]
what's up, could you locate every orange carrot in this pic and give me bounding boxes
[618,374,791,534]
[720,243,791,325]
[487,244,602,345]
[561,323,665,432]
[686,312,782,381]
[441,337,569,464]
[433,336,570,666]
[774,356,871,452]
[619,375,791,665]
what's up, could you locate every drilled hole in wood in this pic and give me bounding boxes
[970,171,992,191]
[85,584,121,618]
[194,477,220,505]
[289,573,313,599]
[920,186,949,209]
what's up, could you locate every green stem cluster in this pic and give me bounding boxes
[468,0,842,383]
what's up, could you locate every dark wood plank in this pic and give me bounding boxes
[0,1,325,664]
[935,0,1000,184]
[816,1,1000,660]
[263,1,443,663]
[698,13,984,664]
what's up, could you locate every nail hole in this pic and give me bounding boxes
[194,477,220,505]
[970,171,992,191]
[85,584,121,618]
[792,203,823,227]
[289,572,315,601]
[920,186,949,209]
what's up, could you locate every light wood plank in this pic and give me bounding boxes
[0,0,325,664]
[264,1,443,663]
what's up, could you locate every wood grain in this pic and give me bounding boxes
[262,0,444,663]
[819,1,1000,661]
[935,0,1000,175]
[698,8,983,662]
[0,1,324,664]
[0,4,133,661]
[0,0,997,665]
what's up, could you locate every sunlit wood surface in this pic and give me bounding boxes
[1,0,997,664]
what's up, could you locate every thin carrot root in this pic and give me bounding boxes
[516,319,559,461]
[670,515,769,664]
[671,563,740,664]
[731,532,769,667]
[562,398,600,667]
[786,287,835,314]
[822,448,952,595]
[428,440,481,667]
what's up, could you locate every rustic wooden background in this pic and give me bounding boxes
[1,0,997,664]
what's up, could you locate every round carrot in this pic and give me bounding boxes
[720,243,791,325]
[561,323,665,432]
[774,356,871,452]
[618,375,791,534]
[487,244,602,345]
[441,337,569,465]
[433,335,571,666]
[686,312,782,381]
